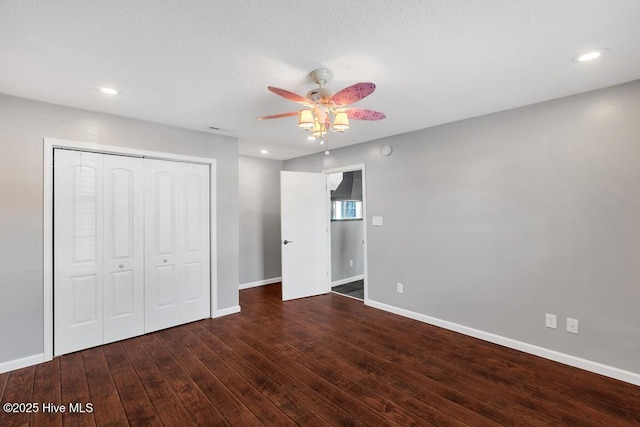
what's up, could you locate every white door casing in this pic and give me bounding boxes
[280,171,329,301]
[144,159,210,332]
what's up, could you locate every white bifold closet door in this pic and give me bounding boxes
[54,150,144,356]
[54,151,210,356]
[144,159,210,333]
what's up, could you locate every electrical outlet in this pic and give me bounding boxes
[545,313,557,329]
[349,259,353,267]
[566,318,579,334]
[397,283,403,293]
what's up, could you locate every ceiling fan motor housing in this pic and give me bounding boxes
[309,68,333,85]
[306,87,333,104]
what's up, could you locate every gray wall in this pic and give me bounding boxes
[331,220,364,282]
[284,80,640,374]
[0,93,239,364]
[239,156,283,284]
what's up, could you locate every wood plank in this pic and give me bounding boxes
[186,322,310,422]
[120,336,196,427]
[182,322,309,420]
[192,322,367,426]
[205,318,408,426]
[139,334,230,426]
[0,371,8,402]
[59,353,96,426]
[102,342,162,426]
[168,326,297,426]
[82,346,129,426]
[0,366,35,427]
[30,359,62,427]
[213,306,534,424]
[213,312,504,426]
[154,328,245,418]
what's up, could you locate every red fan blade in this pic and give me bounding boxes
[268,86,309,104]
[257,111,299,120]
[331,82,376,106]
[345,108,386,121]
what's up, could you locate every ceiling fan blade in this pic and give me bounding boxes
[345,108,386,121]
[331,82,376,106]
[268,86,309,104]
[257,111,299,120]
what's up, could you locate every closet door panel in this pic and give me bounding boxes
[103,155,144,343]
[145,159,182,332]
[54,149,213,354]
[54,150,104,356]
[181,164,210,322]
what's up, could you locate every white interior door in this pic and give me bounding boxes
[103,154,144,343]
[145,159,210,332]
[54,150,105,355]
[281,171,329,301]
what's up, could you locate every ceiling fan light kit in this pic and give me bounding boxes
[258,68,386,154]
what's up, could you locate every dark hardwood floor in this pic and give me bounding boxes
[1,283,639,426]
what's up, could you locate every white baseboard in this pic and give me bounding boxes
[0,353,45,374]
[366,299,640,387]
[239,277,282,290]
[214,305,241,318]
[331,274,365,287]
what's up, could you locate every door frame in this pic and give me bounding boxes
[322,163,368,302]
[43,137,217,361]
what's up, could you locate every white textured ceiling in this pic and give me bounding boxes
[1,1,639,160]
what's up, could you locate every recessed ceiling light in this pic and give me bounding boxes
[307,136,316,141]
[578,51,601,62]
[574,49,605,62]
[100,87,118,95]
[260,150,269,154]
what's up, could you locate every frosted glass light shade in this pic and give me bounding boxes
[298,109,314,128]
[333,111,349,131]
[311,121,326,137]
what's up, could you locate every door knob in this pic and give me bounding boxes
[163,259,168,263]
[283,240,293,245]
[118,264,124,269]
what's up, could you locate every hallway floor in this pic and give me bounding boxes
[331,280,364,300]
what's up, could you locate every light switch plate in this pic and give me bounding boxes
[372,216,383,226]
[545,313,557,329]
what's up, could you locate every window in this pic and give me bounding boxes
[331,200,363,220]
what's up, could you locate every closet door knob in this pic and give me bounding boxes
[163,259,168,263]
[119,264,124,269]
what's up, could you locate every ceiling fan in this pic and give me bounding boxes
[258,69,386,154]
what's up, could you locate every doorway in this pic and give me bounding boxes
[326,165,367,301]
[279,164,368,302]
